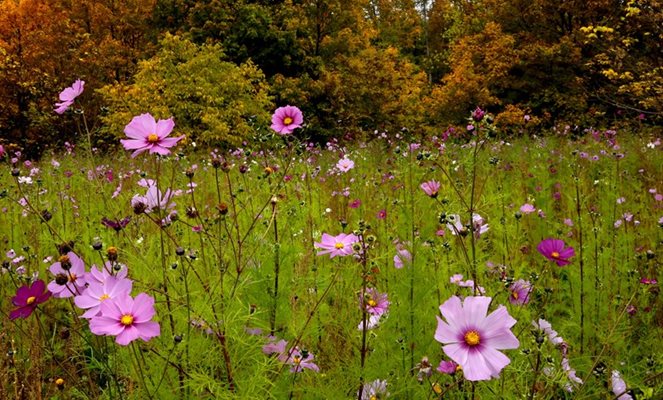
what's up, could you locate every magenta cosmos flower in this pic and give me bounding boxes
[89,293,160,345]
[537,238,575,266]
[54,79,85,114]
[314,233,359,258]
[420,180,441,198]
[361,287,390,316]
[74,276,133,318]
[120,113,184,158]
[434,296,519,381]
[9,280,51,320]
[508,279,532,305]
[48,252,87,298]
[270,105,303,135]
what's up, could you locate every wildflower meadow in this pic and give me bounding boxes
[0,88,661,399]
[0,2,661,399]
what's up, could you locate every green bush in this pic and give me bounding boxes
[98,34,273,147]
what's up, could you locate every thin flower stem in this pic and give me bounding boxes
[573,175,585,354]
[270,200,281,336]
[276,268,342,377]
[357,236,369,400]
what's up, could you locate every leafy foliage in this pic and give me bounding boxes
[98,34,273,146]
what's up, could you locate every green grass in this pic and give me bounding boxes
[0,127,661,399]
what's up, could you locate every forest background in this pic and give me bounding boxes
[0,0,661,157]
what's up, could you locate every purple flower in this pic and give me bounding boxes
[537,238,575,266]
[472,107,485,121]
[531,319,564,346]
[54,79,85,114]
[420,180,441,197]
[314,233,359,258]
[48,252,87,298]
[359,379,388,399]
[611,370,633,400]
[393,248,412,269]
[280,348,319,373]
[336,156,355,172]
[270,105,303,135]
[434,296,519,381]
[508,279,531,305]
[520,203,536,214]
[9,280,51,320]
[262,337,288,355]
[361,287,390,317]
[101,216,131,232]
[74,276,133,318]
[437,359,459,375]
[358,314,382,330]
[89,293,160,345]
[86,262,128,285]
[120,113,184,158]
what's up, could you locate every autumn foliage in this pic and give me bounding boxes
[0,0,660,155]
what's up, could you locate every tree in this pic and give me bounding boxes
[98,34,273,147]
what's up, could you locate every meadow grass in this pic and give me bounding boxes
[0,123,661,399]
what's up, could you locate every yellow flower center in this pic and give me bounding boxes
[456,364,463,372]
[55,378,64,386]
[26,296,36,305]
[551,251,560,259]
[120,314,134,326]
[59,255,70,263]
[464,330,480,346]
[367,299,377,307]
[147,134,159,143]
[293,355,301,364]
[370,396,378,400]
[68,273,77,282]
[100,294,110,301]
[432,382,443,395]
[283,117,293,125]
[512,291,519,300]
[334,242,345,249]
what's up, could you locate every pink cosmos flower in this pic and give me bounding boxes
[421,180,441,198]
[336,156,355,172]
[270,105,303,135]
[48,252,87,298]
[434,296,519,381]
[54,79,85,114]
[611,370,633,400]
[86,262,128,285]
[89,293,160,345]
[314,233,359,258]
[9,280,51,320]
[120,113,184,158]
[360,287,390,316]
[359,379,388,399]
[74,276,133,318]
[537,238,575,266]
[393,248,412,269]
[358,314,382,331]
[508,279,531,305]
[262,337,288,355]
[520,203,536,214]
[280,347,319,373]
[531,319,564,346]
